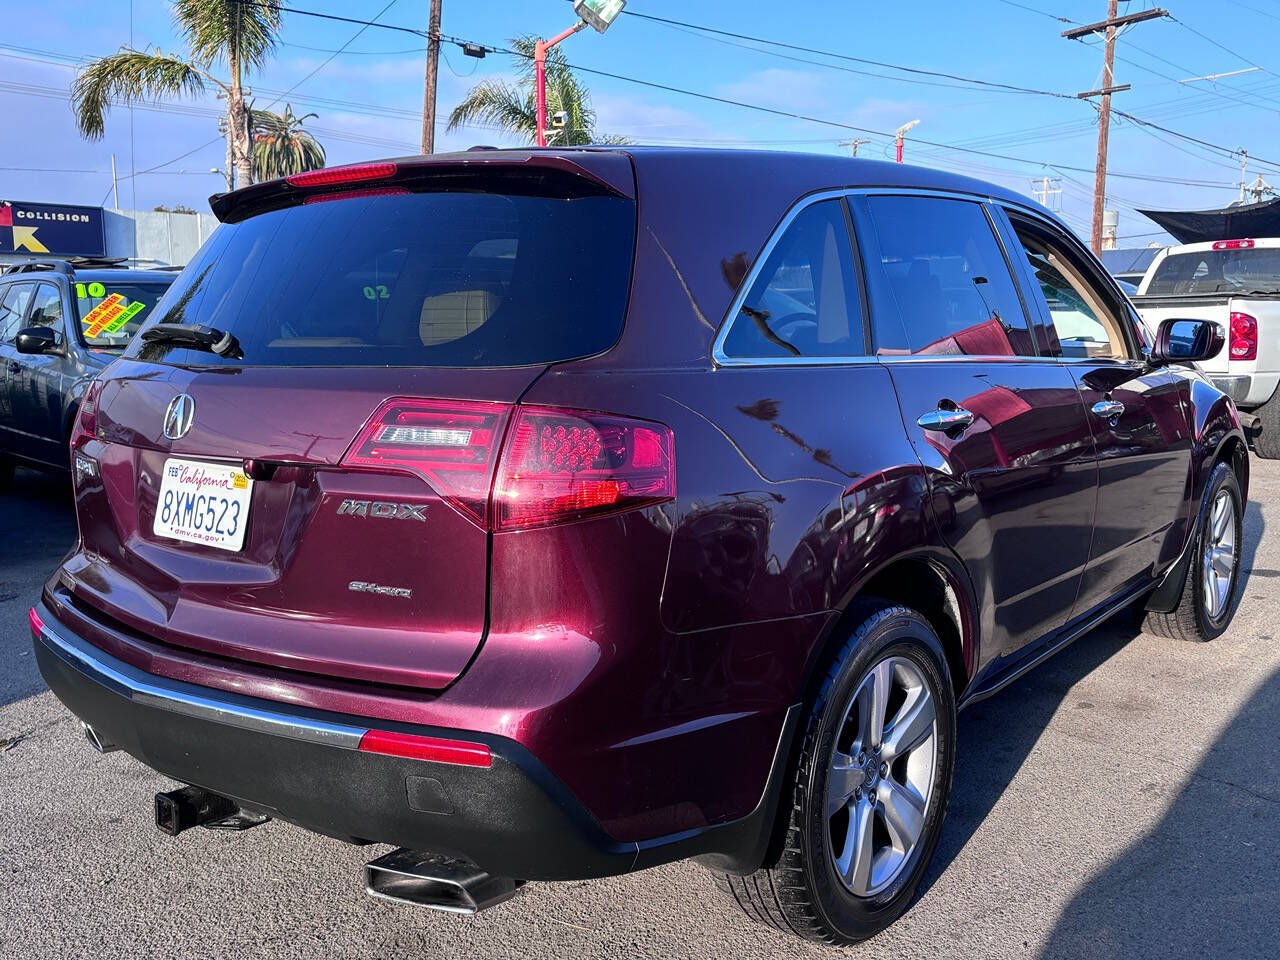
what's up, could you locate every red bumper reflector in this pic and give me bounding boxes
[28,607,44,636]
[357,730,492,767]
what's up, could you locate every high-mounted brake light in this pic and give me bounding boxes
[358,730,492,767]
[286,161,398,189]
[1230,311,1258,361]
[1213,238,1255,250]
[492,406,675,531]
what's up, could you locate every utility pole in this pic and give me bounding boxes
[840,138,871,157]
[1240,149,1249,204]
[110,154,119,209]
[420,0,442,154]
[895,120,920,163]
[1064,4,1166,254]
[1032,176,1062,210]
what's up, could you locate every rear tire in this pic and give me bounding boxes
[1253,393,1280,460]
[1144,461,1243,642]
[713,602,956,945]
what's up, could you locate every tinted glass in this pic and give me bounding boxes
[127,190,636,368]
[0,282,35,340]
[862,196,1034,357]
[1145,247,1280,296]
[29,283,64,329]
[75,278,171,348]
[721,199,864,359]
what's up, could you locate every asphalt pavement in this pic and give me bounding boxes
[2,462,1278,959]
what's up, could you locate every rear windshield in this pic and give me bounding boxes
[127,188,636,367]
[75,280,172,348]
[1145,247,1280,296]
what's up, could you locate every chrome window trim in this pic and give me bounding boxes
[33,604,368,750]
[711,186,1052,369]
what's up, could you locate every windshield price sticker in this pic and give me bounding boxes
[81,294,145,336]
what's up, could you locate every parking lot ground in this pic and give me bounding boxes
[1,462,1278,960]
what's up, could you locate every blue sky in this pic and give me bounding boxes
[3,0,1279,247]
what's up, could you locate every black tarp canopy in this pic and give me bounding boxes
[1139,197,1280,244]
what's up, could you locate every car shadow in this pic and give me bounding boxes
[918,491,1266,905]
[1,467,77,708]
[1037,660,1280,958]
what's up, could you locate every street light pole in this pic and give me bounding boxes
[895,120,920,163]
[534,0,626,148]
[535,21,587,147]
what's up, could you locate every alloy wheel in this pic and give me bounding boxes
[1202,489,1237,621]
[826,655,938,898]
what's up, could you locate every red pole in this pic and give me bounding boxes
[534,38,548,147]
[895,135,904,163]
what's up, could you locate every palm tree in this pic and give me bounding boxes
[447,35,626,146]
[251,104,325,181]
[71,0,282,188]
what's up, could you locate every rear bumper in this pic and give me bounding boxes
[32,602,792,880]
[1210,375,1252,404]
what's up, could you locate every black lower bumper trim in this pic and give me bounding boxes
[32,601,794,881]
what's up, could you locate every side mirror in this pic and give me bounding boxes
[1149,317,1223,365]
[15,326,61,355]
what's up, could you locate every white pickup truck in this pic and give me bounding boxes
[1134,237,1280,457]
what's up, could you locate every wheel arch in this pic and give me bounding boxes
[805,549,978,706]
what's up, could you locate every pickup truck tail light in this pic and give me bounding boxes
[1230,312,1258,361]
[343,399,675,531]
[1213,239,1255,250]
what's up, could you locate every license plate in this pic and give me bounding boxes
[153,458,253,552]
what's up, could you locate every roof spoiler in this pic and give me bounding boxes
[209,151,635,223]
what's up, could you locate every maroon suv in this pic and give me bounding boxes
[32,148,1248,944]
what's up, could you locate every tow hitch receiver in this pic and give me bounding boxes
[365,849,524,914]
[154,786,269,836]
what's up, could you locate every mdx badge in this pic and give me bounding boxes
[337,499,427,522]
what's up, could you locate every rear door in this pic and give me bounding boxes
[71,162,637,691]
[0,281,37,460]
[853,193,1097,666]
[1000,208,1192,612]
[11,281,72,467]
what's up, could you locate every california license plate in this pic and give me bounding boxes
[153,458,253,552]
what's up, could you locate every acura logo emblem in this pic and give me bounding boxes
[163,393,195,441]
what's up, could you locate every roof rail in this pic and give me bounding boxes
[67,256,131,269]
[2,260,73,276]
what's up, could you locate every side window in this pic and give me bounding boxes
[28,283,65,329]
[1008,221,1130,360]
[860,196,1035,357]
[720,199,865,359]
[0,282,35,341]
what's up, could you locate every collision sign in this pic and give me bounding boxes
[0,200,106,257]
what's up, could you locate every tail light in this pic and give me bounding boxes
[69,379,104,451]
[342,398,509,528]
[493,406,675,531]
[342,399,675,531]
[1230,311,1258,361]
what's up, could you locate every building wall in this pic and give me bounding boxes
[103,209,218,266]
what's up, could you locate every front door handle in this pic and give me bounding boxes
[917,407,975,433]
[1091,399,1125,420]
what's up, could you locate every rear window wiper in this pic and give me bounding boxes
[140,322,243,358]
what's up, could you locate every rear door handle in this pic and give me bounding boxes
[917,407,975,432]
[1091,399,1125,420]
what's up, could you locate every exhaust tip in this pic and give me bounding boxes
[365,849,523,915]
[82,722,119,754]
